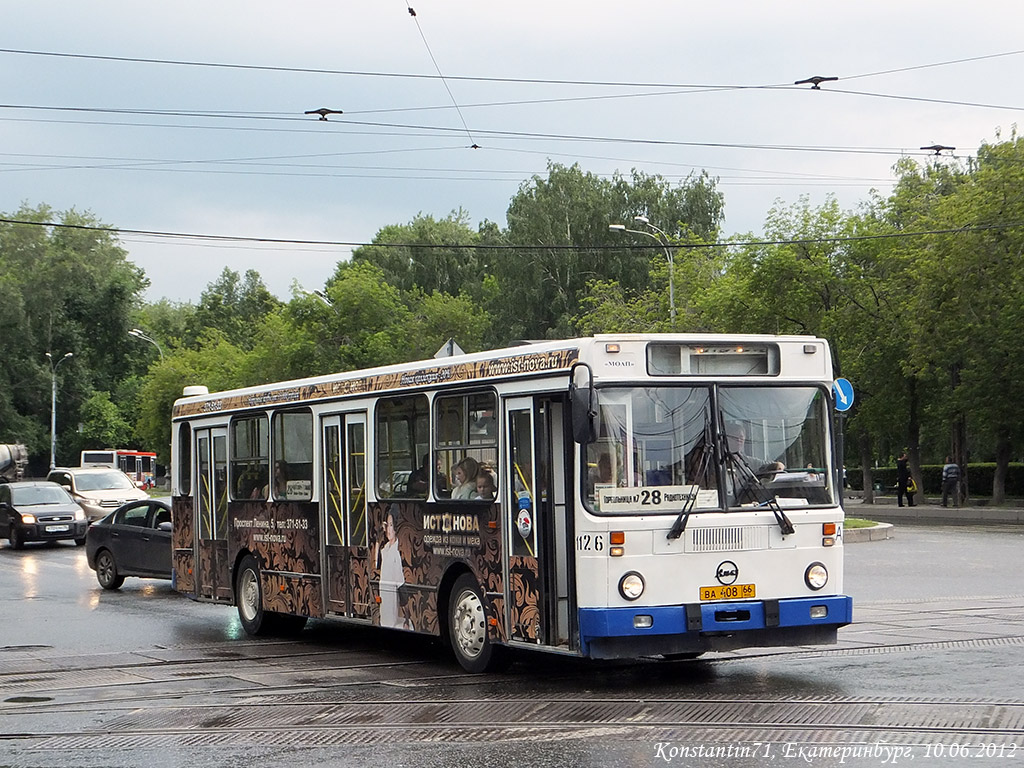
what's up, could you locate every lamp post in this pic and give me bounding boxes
[128,328,164,361]
[46,351,73,470]
[609,215,676,322]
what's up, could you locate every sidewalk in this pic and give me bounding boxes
[842,494,1024,525]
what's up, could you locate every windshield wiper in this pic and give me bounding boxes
[724,445,795,536]
[667,413,713,540]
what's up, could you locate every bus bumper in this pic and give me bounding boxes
[577,595,853,659]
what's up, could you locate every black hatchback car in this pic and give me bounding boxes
[85,499,172,589]
[0,481,88,549]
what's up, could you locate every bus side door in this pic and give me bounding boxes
[322,412,372,619]
[195,427,230,600]
[503,395,573,648]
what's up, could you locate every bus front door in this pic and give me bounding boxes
[503,396,573,649]
[195,427,230,600]
[322,413,372,620]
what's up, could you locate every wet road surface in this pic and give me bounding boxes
[2,524,1023,767]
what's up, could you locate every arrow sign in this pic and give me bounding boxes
[833,378,854,412]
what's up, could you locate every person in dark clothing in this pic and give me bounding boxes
[896,451,915,507]
[941,456,960,507]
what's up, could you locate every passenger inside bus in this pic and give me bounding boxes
[586,451,616,502]
[724,423,786,505]
[725,424,785,477]
[474,469,496,501]
[408,454,448,498]
[238,463,267,500]
[257,460,289,499]
[450,456,480,500]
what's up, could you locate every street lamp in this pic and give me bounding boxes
[301,289,334,307]
[46,351,73,470]
[609,215,676,322]
[128,328,164,361]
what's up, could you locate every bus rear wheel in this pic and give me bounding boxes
[235,555,308,636]
[448,574,506,673]
[236,554,274,635]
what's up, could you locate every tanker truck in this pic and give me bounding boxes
[0,444,29,483]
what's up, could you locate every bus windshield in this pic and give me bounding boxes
[585,385,833,513]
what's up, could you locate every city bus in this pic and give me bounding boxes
[80,449,158,488]
[169,334,852,672]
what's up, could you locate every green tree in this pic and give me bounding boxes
[187,268,280,350]
[135,331,252,462]
[76,391,134,449]
[0,205,148,466]
[352,210,485,297]
[496,162,724,341]
[915,137,1024,500]
[406,290,491,359]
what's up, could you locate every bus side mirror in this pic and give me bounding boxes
[571,385,598,444]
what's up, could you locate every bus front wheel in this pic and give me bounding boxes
[448,574,507,673]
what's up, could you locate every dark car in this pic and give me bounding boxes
[0,481,89,549]
[85,499,172,589]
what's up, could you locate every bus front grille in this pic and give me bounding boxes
[686,526,769,553]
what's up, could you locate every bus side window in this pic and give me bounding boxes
[178,423,192,495]
[231,415,269,500]
[435,391,498,502]
[273,410,313,501]
[376,395,429,499]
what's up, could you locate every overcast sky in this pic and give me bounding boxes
[4,1,1023,304]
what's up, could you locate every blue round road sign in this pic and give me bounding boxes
[833,378,854,412]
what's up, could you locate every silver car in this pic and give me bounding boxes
[46,467,149,522]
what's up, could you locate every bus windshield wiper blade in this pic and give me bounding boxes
[726,448,795,536]
[667,414,713,540]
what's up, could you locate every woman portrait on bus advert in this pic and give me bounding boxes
[374,505,406,629]
[451,456,480,500]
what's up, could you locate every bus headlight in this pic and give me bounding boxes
[805,562,828,591]
[618,571,645,601]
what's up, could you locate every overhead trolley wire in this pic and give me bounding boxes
[0,46,794,89]
[0,104,946,157]
[3,216,1022,252]
[401,3,477,147]
[842,49,1024,81]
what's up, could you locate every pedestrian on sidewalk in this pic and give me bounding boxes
[896,451,915,507]
[941,456,961,507]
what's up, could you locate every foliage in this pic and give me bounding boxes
[135,331,252,460]
[186,268,280,350]
[351,210,486,298]
[494,162,724,341]
[10,137,1024,497]
[0,205,148,467]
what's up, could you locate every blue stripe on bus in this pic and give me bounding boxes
[578,595,853,641]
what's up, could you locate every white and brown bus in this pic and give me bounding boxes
[170,334,852,672]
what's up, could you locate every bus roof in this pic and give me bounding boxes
[171,333,830,419]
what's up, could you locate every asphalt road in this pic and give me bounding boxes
[2,524,1023,767]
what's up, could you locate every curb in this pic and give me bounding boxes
[844,499,1024,525]
[844,522,894,543]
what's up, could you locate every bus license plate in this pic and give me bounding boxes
[700,583,756,601]
[46,525,70,533]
